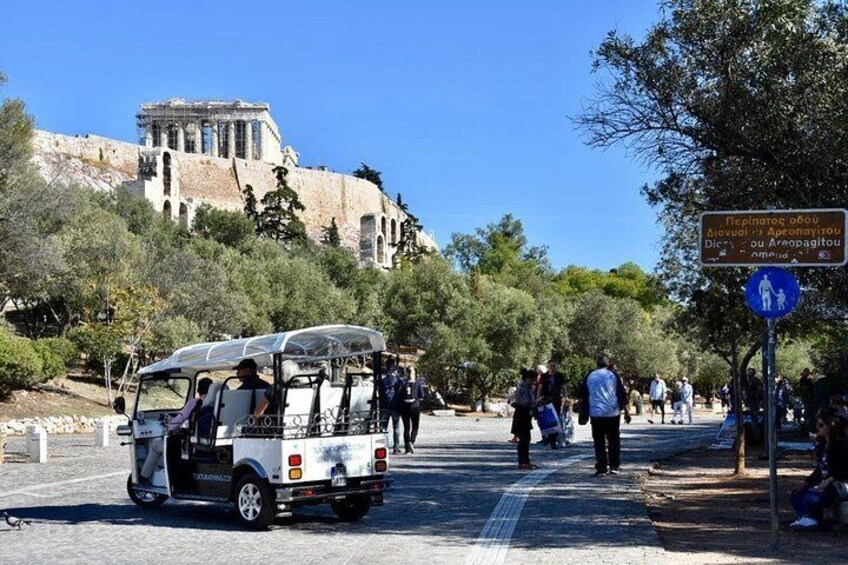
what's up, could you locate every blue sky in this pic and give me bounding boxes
[1,0,664,271]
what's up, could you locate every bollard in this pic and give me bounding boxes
[26,425,47,463]
[95,419,109,447]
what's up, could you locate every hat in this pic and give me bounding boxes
[233,358,258,371]
[682,376,689,382]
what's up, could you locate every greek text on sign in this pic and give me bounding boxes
[699,209,848,266]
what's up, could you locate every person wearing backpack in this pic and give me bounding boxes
[399,368,425,454]
[379,357,403,454]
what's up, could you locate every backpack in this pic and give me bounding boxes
[380,375,400,407]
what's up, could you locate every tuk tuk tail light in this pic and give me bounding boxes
[289,468,303,480]
[375,460,388,473]
[375,448,387,460]
[288,454,302,467]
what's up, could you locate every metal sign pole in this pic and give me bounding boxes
[766,318,779,549]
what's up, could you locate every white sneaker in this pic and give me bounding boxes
[790,517,819,530]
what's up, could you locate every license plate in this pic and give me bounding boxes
[331,466,347,487]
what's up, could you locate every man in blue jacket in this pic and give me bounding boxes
[578,355,631,476]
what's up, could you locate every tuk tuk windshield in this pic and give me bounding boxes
[137,376,191,413]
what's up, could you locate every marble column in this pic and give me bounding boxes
[211,121,219,157]
[245,121,253,160]
[143,126,153,147]
[176,123,185,153]
[195,121,203,154]
[255,123,263,161]
[158,123,168,149]
[227,121,236,159]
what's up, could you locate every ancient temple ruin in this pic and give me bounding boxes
[136,99,289,165]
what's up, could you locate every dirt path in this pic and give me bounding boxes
[640,443,847,563]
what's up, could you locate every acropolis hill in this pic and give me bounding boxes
[32,98,437,268]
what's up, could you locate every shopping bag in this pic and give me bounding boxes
[537,403,562,436]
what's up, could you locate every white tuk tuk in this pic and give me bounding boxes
[114,325,392,529]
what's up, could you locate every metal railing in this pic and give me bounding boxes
[235,409,379,439]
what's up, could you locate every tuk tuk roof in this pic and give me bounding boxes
[138,325,386,375]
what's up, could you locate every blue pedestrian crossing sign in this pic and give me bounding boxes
[745,267,800,318]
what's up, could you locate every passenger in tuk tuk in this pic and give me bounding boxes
[251,360,298,418]
[140,377,214,484]
[235,359,270,391]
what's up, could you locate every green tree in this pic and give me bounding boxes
[192,203,255,248]
[553,262,666,309]
[143,315,202,362]
[352,162,384,192]
[445,214,552,293]
[243,166,307,245]
[394,211,426,267]
[576,0,847,473]
[0,73,79,321]
[321,217,342,247]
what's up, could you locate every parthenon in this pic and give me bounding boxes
[136,99,284,165]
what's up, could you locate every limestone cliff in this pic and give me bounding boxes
[32,130,437,265]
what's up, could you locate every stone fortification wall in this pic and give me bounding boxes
[32,130,438,259]
[32,130,140,192]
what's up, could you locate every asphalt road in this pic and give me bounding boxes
[0,412,722,565]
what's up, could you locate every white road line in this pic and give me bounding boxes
[464,454,588,565]
[464,428,716,565]
[0,471,125,499]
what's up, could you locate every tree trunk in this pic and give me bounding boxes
[731,342,746,475]
[104,358,113,406]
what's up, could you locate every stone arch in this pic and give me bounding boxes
[376,235,385,265]
[163,200,172,220]
[163,152,172,196]
[381,216,387,239]
[390,218,398,245]
[179,202,188,227]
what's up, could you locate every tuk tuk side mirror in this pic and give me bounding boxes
[113,396,126,415]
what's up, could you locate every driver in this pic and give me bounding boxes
[234,358,270,416]
[139,377,213,485]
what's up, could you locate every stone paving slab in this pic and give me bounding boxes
[0,413,723,564]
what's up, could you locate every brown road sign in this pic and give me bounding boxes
[700,209,848,266]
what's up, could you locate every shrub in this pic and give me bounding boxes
[0,329,45,399]
[37,337,79,366]
[32,340,67,380]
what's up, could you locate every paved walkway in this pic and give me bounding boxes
[0,412,723,564]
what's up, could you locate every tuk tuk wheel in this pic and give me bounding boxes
[331,495,371,522]
[235,473,275,530]
[126,474,168,508]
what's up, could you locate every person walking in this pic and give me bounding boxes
[776,377,788,429]
[511,369,539,469]
[539,361,566,450]
[578,355,630,476]
[399,368,424,454]
[647,373,667,424]
[671,381,684,424]
[379,358,403,454]
[719,382,731,415]
[681,377,694,424]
